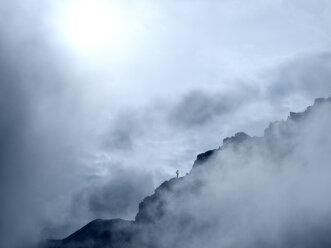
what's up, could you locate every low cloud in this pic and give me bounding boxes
[266,52,331,100]
[167,84,260,128]
[169,90,237,127]
[1,0,331,247]
[130,99,331,248]
[72,167,154,221]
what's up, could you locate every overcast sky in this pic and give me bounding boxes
[1,0,331,246]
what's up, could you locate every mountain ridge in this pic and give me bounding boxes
[41,96,331,248]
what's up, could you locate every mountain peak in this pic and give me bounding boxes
[223,131,250,146]
[41,96,331,248]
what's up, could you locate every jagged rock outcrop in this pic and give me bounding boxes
[135,177,182,224]
[193,149,218,167]
[41,96,331,248]
[223,132,250,146]
[193,132,251,168]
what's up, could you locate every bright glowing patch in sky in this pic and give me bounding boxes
[56,0,124,54]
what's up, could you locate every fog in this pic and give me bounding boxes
[0,0,331,246]
[139,100,331,248]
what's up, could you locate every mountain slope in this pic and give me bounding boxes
[41,97,331,248]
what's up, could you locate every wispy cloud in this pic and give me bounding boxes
[0,0,331,246]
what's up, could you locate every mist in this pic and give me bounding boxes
[135,99,331,248]
[1,0,331,247]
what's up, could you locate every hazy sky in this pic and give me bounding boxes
[1,0,331,246]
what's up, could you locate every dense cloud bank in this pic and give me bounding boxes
[43,97,331,248]
[1,0,331,247]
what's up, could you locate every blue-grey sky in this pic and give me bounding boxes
[1,0,331,246]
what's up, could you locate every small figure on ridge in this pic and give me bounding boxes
[176,169,179,178]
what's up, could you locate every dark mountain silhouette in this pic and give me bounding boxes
[40,97,331,248]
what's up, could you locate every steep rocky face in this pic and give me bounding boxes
[41,97,331,248]
[135,178,182,224]
[222,132,250,146]
[192,132,251,168]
